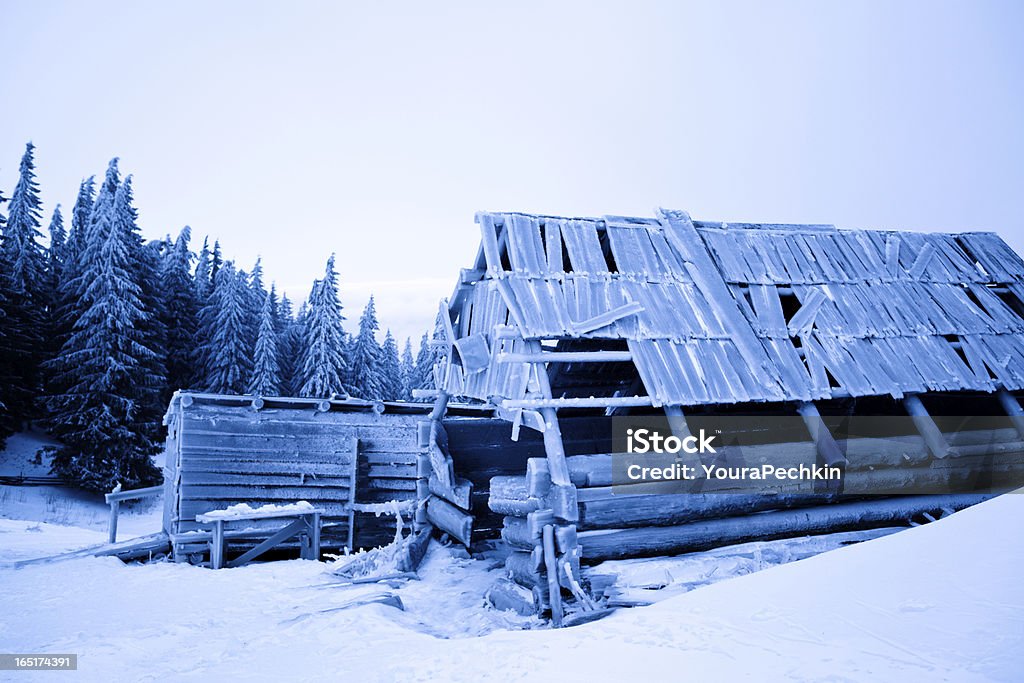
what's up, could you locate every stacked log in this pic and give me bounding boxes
[489,459,581,614]
[490,426,1024,572]
[421,406,476,546]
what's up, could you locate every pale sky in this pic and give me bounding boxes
[2,1,1023,344]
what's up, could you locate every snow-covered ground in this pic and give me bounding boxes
[1,489,1021,681]
[0,431,164,548]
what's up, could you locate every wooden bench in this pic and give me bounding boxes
[196,506,324,569]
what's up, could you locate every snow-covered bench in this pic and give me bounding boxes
[196,502,323,569]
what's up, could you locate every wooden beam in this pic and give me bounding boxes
[527,340,572,488]
[997,389,1024,439]
[796,402,848,469]
[347,437,358,550]
[570,301,644,335]
[542,524,564,627]
[501,396,653,410]
[578,493,993,562]
[426,496,473,546]
[497,350,633,364]
[903,394,950,459]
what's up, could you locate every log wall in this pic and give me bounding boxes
[487,420,1024,578]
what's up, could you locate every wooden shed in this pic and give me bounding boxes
[161,392,489,562]
[424,208,1024,619]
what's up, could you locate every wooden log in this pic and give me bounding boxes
[561,430,1018,488]
[578,491,830,530]
[578,493,994,562]
[108,500,120,544]
[486,578,536,616]
[526,458,551,498]
[903,394,950,458]
[505,550,542,587]
[797,402,848,469]
[502,396,653,410]
[497,351,634,364]
[426,496,473,546]
[501,516,539,550]
[397,524,433,572]
[997,390,1024,439]
[428,475,473,509]
[549,483,579,522]
[543,525,564,627]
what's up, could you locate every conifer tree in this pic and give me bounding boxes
[0,142,47,430]
[42,205,67,382]
[348,296,385,400]
[45,167,162,491]
[194,237,213,302]
[0,188,12,442]
[400,338,415,400]
[210,240,223,283]
[297,256,347,398]
[413,331,436,397]
[379,329,404,401]
[46,205,66,293]
[3,142,47,299]
[159,226,199,395]
[276,296,305,396]
[200,262,253,394]
[64,177,95,275]
[248,291,280,396]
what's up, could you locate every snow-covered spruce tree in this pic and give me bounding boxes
[46,205,66,297]
[241,258,266,356]
[210,239,222,284]
[277,296,306,396]
[158,226,199,395]
[119,178,168,445]
[348,296,385,400]
[412,331,436,398]
[0,142,48,431]
[45,175,101,416]
[248,290,280,396]
[379,330,404,401]
[297,256,347,398]
[0,187,12,444]
[199,262,253,394]
[44,172,162,492]
[400,337,415,400]
[42,205,67,392]
[64,177,95,276]
[194,236,213,302]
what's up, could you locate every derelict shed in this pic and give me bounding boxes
[425,208,1024,621]
[161,392,489,562]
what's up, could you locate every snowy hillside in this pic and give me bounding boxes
[2,491,1020,681]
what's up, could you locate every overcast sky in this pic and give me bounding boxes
[2,1,1022,344]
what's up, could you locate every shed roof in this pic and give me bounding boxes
[442,208,1024,409]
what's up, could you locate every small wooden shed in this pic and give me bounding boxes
[423,208,1024,616]
[161,392,488,562]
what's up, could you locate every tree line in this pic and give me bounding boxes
[0,143,442,491]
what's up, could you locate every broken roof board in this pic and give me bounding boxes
[443,210,1024,408]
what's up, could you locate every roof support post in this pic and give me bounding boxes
[797,402,847,493]
[997,389,1024,440]
[903,394,950,459]
[527,341,572,488]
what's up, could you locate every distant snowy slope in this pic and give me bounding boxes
[1,493,1020,682]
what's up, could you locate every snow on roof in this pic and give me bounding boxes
[443,208,1024,407]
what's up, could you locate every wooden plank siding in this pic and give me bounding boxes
[163,394,433,558]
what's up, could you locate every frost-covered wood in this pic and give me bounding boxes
[426,496,473,546]
[578,494,993,561]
